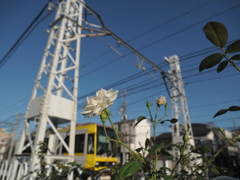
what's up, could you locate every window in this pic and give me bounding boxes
[97,126,116,156]
[87,134,94,154]
[75,134,85,153]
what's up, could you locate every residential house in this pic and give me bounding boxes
[114,118,151,164]
[155,123,240,178]
[0,128,12,161]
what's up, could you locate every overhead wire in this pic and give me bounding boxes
[0,0,54,69]
[126,0,217,43]
[80,0,216,70]
[80,3,240,78]
[137,3,240,52]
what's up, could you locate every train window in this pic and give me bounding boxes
[87,134,94,154]
[62,134,85,153]
[75,134,85,153]
[97,126,116,156]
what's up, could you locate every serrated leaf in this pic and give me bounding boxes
[160,148,174,160]
[199,53,223,72]
[170,118,178,123]
[213,109,228,118]
[228,106,240,111]
[231,54,240,60]
[217,61,228,73]
[149,142,163,154]
[196,174,205,180]
[226,40,240,53]
[145,138,150,149]
[134,116,146,128]
[209,166,220,175]
[203,21,228,48]
[135,147,143,153]
[119,161,141,179]
[157,173,174,180]
[199,145,211,154]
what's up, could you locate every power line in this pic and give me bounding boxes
[126,0,217,43]
[80,4,240,78]
[137,3,240,52]
[0,1,53,69]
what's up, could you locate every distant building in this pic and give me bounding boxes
[114,118,151,164]
[0,129,12,161]
[155,123,240,178]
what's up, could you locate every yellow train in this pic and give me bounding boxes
[58,122,118,170]
[22,123,118,171]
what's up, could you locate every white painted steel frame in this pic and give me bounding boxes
[165,55,195,158]
[15,0,84,176]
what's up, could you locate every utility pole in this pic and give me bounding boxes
[119,90,128,164]
[164,55,195,158]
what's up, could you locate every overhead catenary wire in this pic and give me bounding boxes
[79,3,240,78]
[0,0,54,69]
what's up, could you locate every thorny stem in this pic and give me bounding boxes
[153,105,159,179]
[168,143,192,180]
[221,48,240,72]
[103,114,146,165]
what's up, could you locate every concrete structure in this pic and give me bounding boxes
[114,118,151,164]
[0,129,12,161]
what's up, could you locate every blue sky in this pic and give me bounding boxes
[0,0,240,136]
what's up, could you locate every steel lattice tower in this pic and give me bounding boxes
[165,55,195,158]
[15,0,90,174]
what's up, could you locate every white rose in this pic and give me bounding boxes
[82,89,118,118]
[156,95,166,105]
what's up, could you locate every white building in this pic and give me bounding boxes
[0,129,12,161]
[114,118,151,164]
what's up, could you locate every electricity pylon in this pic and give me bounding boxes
[14,0,90,174]
[165,55,195,158]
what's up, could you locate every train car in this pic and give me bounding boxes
[58,122,118,171]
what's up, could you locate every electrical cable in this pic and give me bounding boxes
[80,4,240,78]
[0,1,53,69]
[127,0,217,43]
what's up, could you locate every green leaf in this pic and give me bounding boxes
[119,161,141,179]
[149,142,163,154]
[228,106,240,111]
[213,109,228,118]
[160,148,174,160]
[199,145,211,154]
[145,138,150,149]
[157,173,175,180]
[170,118,178,123]
[226,40,240,53]
[196,174,205,180]
[231,54,240,60]
[209,166,220,175]
[203,21,228,48]
[217,61,228,73]
[199,53,223,72]
[134,116,147,128]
